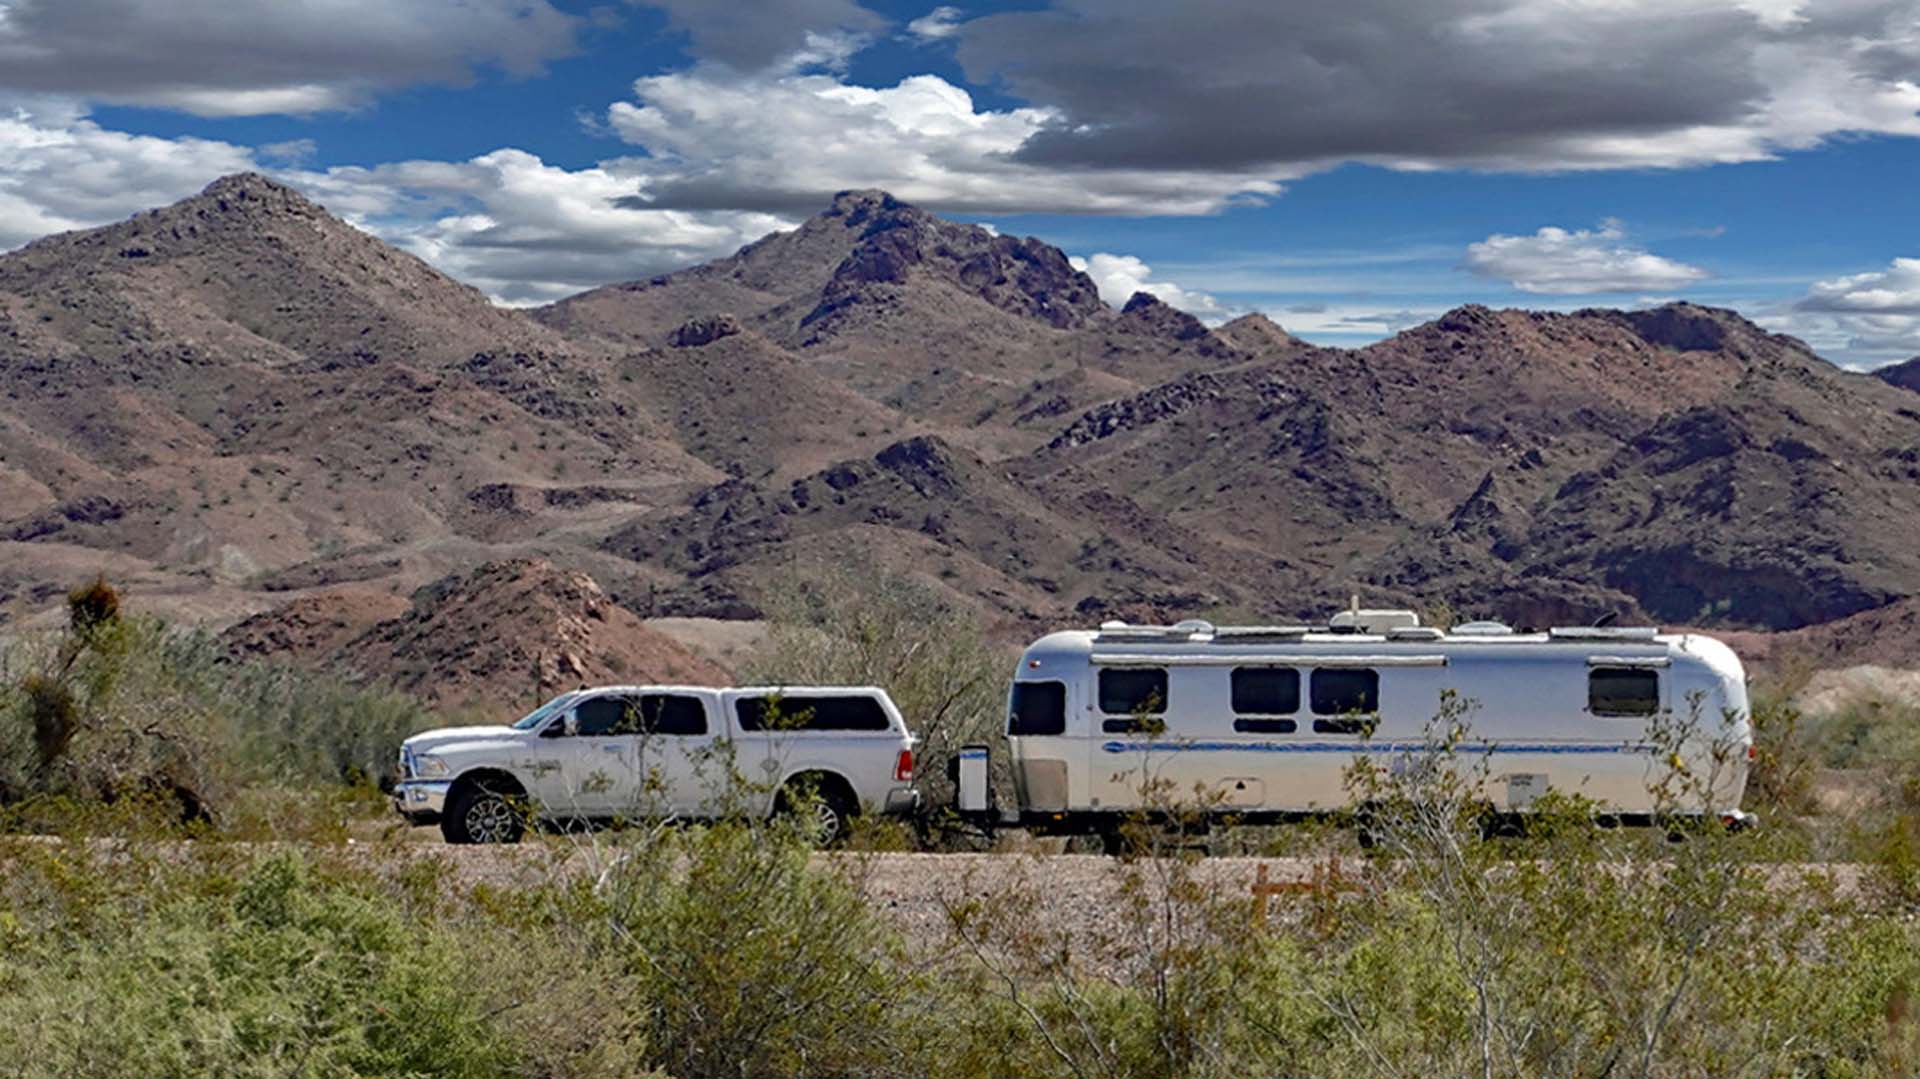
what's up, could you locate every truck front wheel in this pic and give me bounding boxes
[442,779,527,844]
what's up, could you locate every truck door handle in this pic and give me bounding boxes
[600,745,623,754]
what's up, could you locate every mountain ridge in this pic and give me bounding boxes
[7,176,1920,697]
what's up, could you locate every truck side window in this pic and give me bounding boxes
[1098,668,1167,715]
[1310,669,1378,734]
[573,697,629,737]
[735,695,891,731]
[636,694,708,736]
[1589,668,1659,716]
[1008,681,1066,736]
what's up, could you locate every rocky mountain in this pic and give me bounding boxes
[1878,356,1920,395]
[225,559,728,712]
[8,177,1920,698]
[535,190,1203,440]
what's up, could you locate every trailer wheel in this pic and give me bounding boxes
[1352,805,1383,851]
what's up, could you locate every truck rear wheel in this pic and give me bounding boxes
[775,776,856,847]
[442,779,527,845]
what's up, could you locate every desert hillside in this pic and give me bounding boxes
[6,175,1920,693]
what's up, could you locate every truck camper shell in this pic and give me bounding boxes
[956,611,1752,837]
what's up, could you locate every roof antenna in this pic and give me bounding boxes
[1590,609,1618,628]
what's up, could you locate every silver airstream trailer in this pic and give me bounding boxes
[954,610,1752,839]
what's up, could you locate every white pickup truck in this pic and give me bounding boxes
[392,684,919,844]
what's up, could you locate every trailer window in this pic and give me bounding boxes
[1311,669,1378,714]
[1099,668,1167,715]
[1589,668,1660,717]
[635,694,708,736]
[1232,667,1300,715]
[735,695,891,731]
[1310,669,1378,734]
[1008,681,1067,736]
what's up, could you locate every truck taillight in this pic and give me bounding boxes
[894,748,914,782]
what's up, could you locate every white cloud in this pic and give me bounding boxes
[0,106,790,305]
[0,0,582,116]
[1281,305,1442,339]
[1070,252,1231,321]
[1791,258,1920,356]
[1465,221,1711,295]
[604,64,1286,216]
[907,6,964,42]
[0,107,257,248]
[291,150,792,304]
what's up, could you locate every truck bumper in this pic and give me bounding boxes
[392,779,452,824]
[883,787,921,815]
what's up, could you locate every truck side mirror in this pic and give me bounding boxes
[563,712,579,736]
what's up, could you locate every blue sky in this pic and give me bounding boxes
[2,0,1918,366]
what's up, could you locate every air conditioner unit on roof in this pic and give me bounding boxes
[1328,608,1421,634]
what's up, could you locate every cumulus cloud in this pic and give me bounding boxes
[605,65,1285,215]
[292,151,791,304]
[951,0,1920,174]
[0,0,582,116]
[1070,253,1231,321]
[907,6,965,42]
[1792,257,1920,354]
[0,106,788,305]
[1465,221,1711,295]
[0,106,257,248]
[633,0,887,71]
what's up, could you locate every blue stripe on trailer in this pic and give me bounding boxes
[1099,740,1656,755]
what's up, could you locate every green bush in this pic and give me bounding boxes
[2,593,436,829]
[0,851,520,1078]
[595,821,922,1079]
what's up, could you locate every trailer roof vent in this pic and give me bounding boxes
[1328,608,1421,634]
[1094,621,1209,642]
[1451,620,1516,636]
[1214,625,1313,643]
[1548,625,1660,641]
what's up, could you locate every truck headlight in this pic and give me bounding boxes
[413,755,451,778]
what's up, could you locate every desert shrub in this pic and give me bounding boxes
[1,582,436,829]
[745,561,1013,821]
[593,820,923,1079]
[1745,688,1820,817]
[211,647,434,788]
[0,850,522,1078]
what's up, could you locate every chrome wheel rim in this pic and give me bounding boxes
[466,795,516,843]
[808,801,841,845]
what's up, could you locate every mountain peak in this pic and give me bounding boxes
[1215,312,1301,356]
[824,188,919,225]
[1877,356,1920,394]
[181,172,326,219]
[1119,291,1211,341]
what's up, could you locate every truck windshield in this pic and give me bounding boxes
[511,692,583,731]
